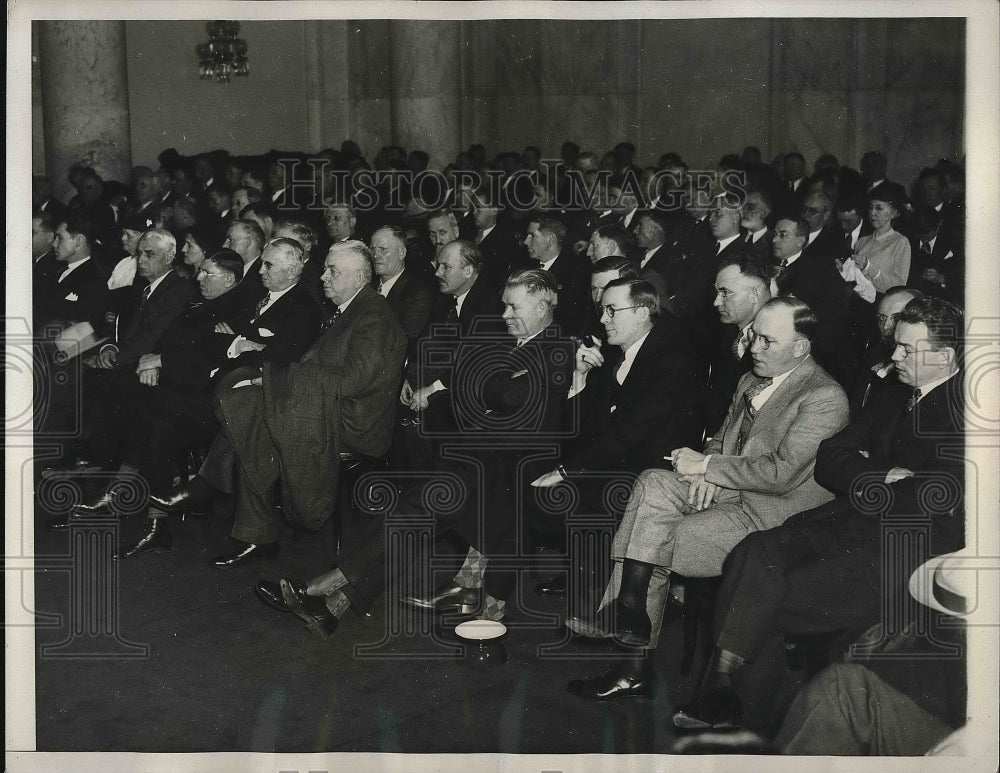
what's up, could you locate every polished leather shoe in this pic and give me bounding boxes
[73,490,117,515]
[613,601,652,647]
[114,518,172,559]
[212,541,278,567]
[40,457,101,479]
[400,582,479,615]
[567,664,654,702]
[150,483,207,514]
[672,685,744,729]
[533,574,567,598]
[280,579,338,639]
[564,612,614,639]
[254,579,306,613]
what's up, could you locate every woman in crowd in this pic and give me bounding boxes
[851,182,912,294]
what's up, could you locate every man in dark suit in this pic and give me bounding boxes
[166,240,406,566]
[272,219,325,305]
[33,174,69,224]
[530,278,703,604]
[849,286,922,419]
[258,269,574,637]
[69,251,247,548]
[223,219,266,308]
[471,189,532,284]
[402,239,503,425]
[40,213,110,330]
[127,166,162,224]
[32,211,63,329]
[704,252,773,439]
[739,190,773,260]
[675,297,964,730]
[209,238,322,377]
[772,216,852,387]
[525,215,591,337]
[568,297,848,701]
[44,228,198,528]
[835,193,873,253]
[908,207,964,303]
[370,225,434,363]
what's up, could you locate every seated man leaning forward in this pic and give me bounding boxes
[567,296,848,701]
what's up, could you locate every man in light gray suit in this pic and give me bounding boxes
[567,296,848,701]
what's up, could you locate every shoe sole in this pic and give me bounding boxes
[564,617,613,639]
[613,632,651,648]
[672,711,742,730]
[567,685,654,702]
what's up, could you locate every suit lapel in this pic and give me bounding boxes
[744,358,816,436]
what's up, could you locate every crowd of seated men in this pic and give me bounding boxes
[32,138,967,755]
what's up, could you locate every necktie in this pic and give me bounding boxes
[744,232,752,243]
[736,377,773,454]
[779,258,789,269]
[253,293,270,320]
[731,329,748,361]
[321,309,342,331]
[715,241,722,256]
[377,281,385,296]
[921,241,932,254]
[138,284,152,310]
[905,388,922,413]
[445,298,458,323]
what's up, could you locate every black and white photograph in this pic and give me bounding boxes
[6,2,999,771]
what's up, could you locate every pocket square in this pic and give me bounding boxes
[511,369,529,378]
[65,292,79,301]
[257,327,275,338]
[943,250,954,260]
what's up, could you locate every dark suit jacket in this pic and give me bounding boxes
[705,323,754,439]
[115,271,199,368]
[220,285,406,528]
[774,246,852,384]
[809,375,965,600]
[563,318,703,474]
[545,250,592,337]
[157,290,246,393]
[41,257,110,329]
[33,251,64,327]
[477,224,533,285]
[908,232,964,303]
[211,282,322,373]
[382,269,434,362]
[744,230,773,260]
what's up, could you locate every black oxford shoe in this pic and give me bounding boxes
[399,582,480,615]
[280,579,338,639]
[73,490,117,516]
[255,579,306,613]
[150,483,207,514]
[212,541,278,567]
[567,664,654,702]
[672,685,744,730]
[114,518,172,559]
[533,574,567,598]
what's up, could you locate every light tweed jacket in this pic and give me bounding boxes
[703,355,849,530]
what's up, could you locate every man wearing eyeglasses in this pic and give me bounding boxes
[529,278,702,604]
[674,295,964,731]
[566,296,848,701]
[849,286,923,418]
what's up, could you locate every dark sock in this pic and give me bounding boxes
[618,558,655,611]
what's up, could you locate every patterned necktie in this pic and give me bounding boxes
[736,377,773,454]
[445,298,458,323]
[253,293,270,320]
[905,388,922,413]
[140,284,152,305]
[731,329,748,361]
[321,309,342,331]
[921,241,933,254]
[377,281,385,297]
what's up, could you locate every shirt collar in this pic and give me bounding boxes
[58,255,91,281]
[379,269,404,296]
[145,271,171,296]
[915,370,959,401]
[337,285,364,314]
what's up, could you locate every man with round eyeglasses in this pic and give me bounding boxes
[566,296,848,703]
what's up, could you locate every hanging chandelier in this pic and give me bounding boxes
[196,21,249,83]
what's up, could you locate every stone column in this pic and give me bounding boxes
[388,21,462,169]
[38,21,132,204]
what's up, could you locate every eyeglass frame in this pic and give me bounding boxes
[747,328,804,351]
[601,304,644,319]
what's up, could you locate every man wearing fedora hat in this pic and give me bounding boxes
[674,295,965,730]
